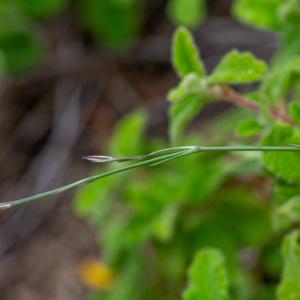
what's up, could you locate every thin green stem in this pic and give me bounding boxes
[0,149,191,210]
[1,145,300,210]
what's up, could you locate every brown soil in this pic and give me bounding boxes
[0,202,97,300]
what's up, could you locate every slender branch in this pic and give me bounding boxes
[1,145,300,210]
[221,85,295,126]
[0,149,193,211]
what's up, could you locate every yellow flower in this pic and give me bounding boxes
[79,259,116,290]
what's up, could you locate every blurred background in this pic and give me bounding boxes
[0,0,277,299]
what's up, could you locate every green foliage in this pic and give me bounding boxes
[72,21,300,300]
[0,1,43,74]
[236,119,263,137]
[0,0,208,75]
[208,50,268,84]
[18,0,67,19]
[279,0,300,27]
[183,248,230,300]
[168,73,205,102]
[172,26,206,79]
[0,1,287,299]
[233,0,283,31]
[74,175,121,224]
[290,101,300,126]
[278,231,300,300]
[74,107,277,300]
[168,0,206,28]
[0,0,207,76]
[0,27,43,74]
[274,197,300,230]
[169,28,268,145]
[169,93,207,144]
[74,110,148,223]
[78,0,141,49]
[109,109,148,156]
[263,124,300,183]
[0,50,6,75]
[261,56,300,105]
[4,5,300,297]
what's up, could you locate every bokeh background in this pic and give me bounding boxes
[0,0,276,299]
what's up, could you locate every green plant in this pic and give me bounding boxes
[72,1,300,299]
[3,1,300,300]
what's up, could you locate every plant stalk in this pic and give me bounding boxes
[1,145,300,210]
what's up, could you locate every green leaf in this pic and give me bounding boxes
[169,93,207,144]
[78,0,141,49]
[109,109,148,156]
[73,174,121,225]
[274,196,300,231]
[261,56,300,104]
[168,0,206,28]
[279,0,300,27]
[263,124,300,183]
[172,26,206,78]
[277,230,300,300]
[290,101,300,126]
[151,205,179,242]
[209,50,268,84]
[0,50,6,75]
[236,119,263,137]
[274,182,300,205]
[167,73,206,102]
[0,2,43,74]
[18,0,67,19]
[232,0,283,31]
[0,28,42,74]
[183,248,230,300]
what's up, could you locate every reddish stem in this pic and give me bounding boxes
[221,86,295,126]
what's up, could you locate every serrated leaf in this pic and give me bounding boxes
[233,0,283,31]
[236,119,263,137]
[263,124,300,183]
[277,231,300,300]
[209,50,268,84]
[183,248,230,300]
[168,0,206,28]
[172,26,206,78]
[167,73,205,102]
[169,93,207,144]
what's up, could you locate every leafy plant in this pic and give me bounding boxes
[70,2,300,298]
[4,1,300,300]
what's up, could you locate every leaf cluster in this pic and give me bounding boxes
[74,3,300,300]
